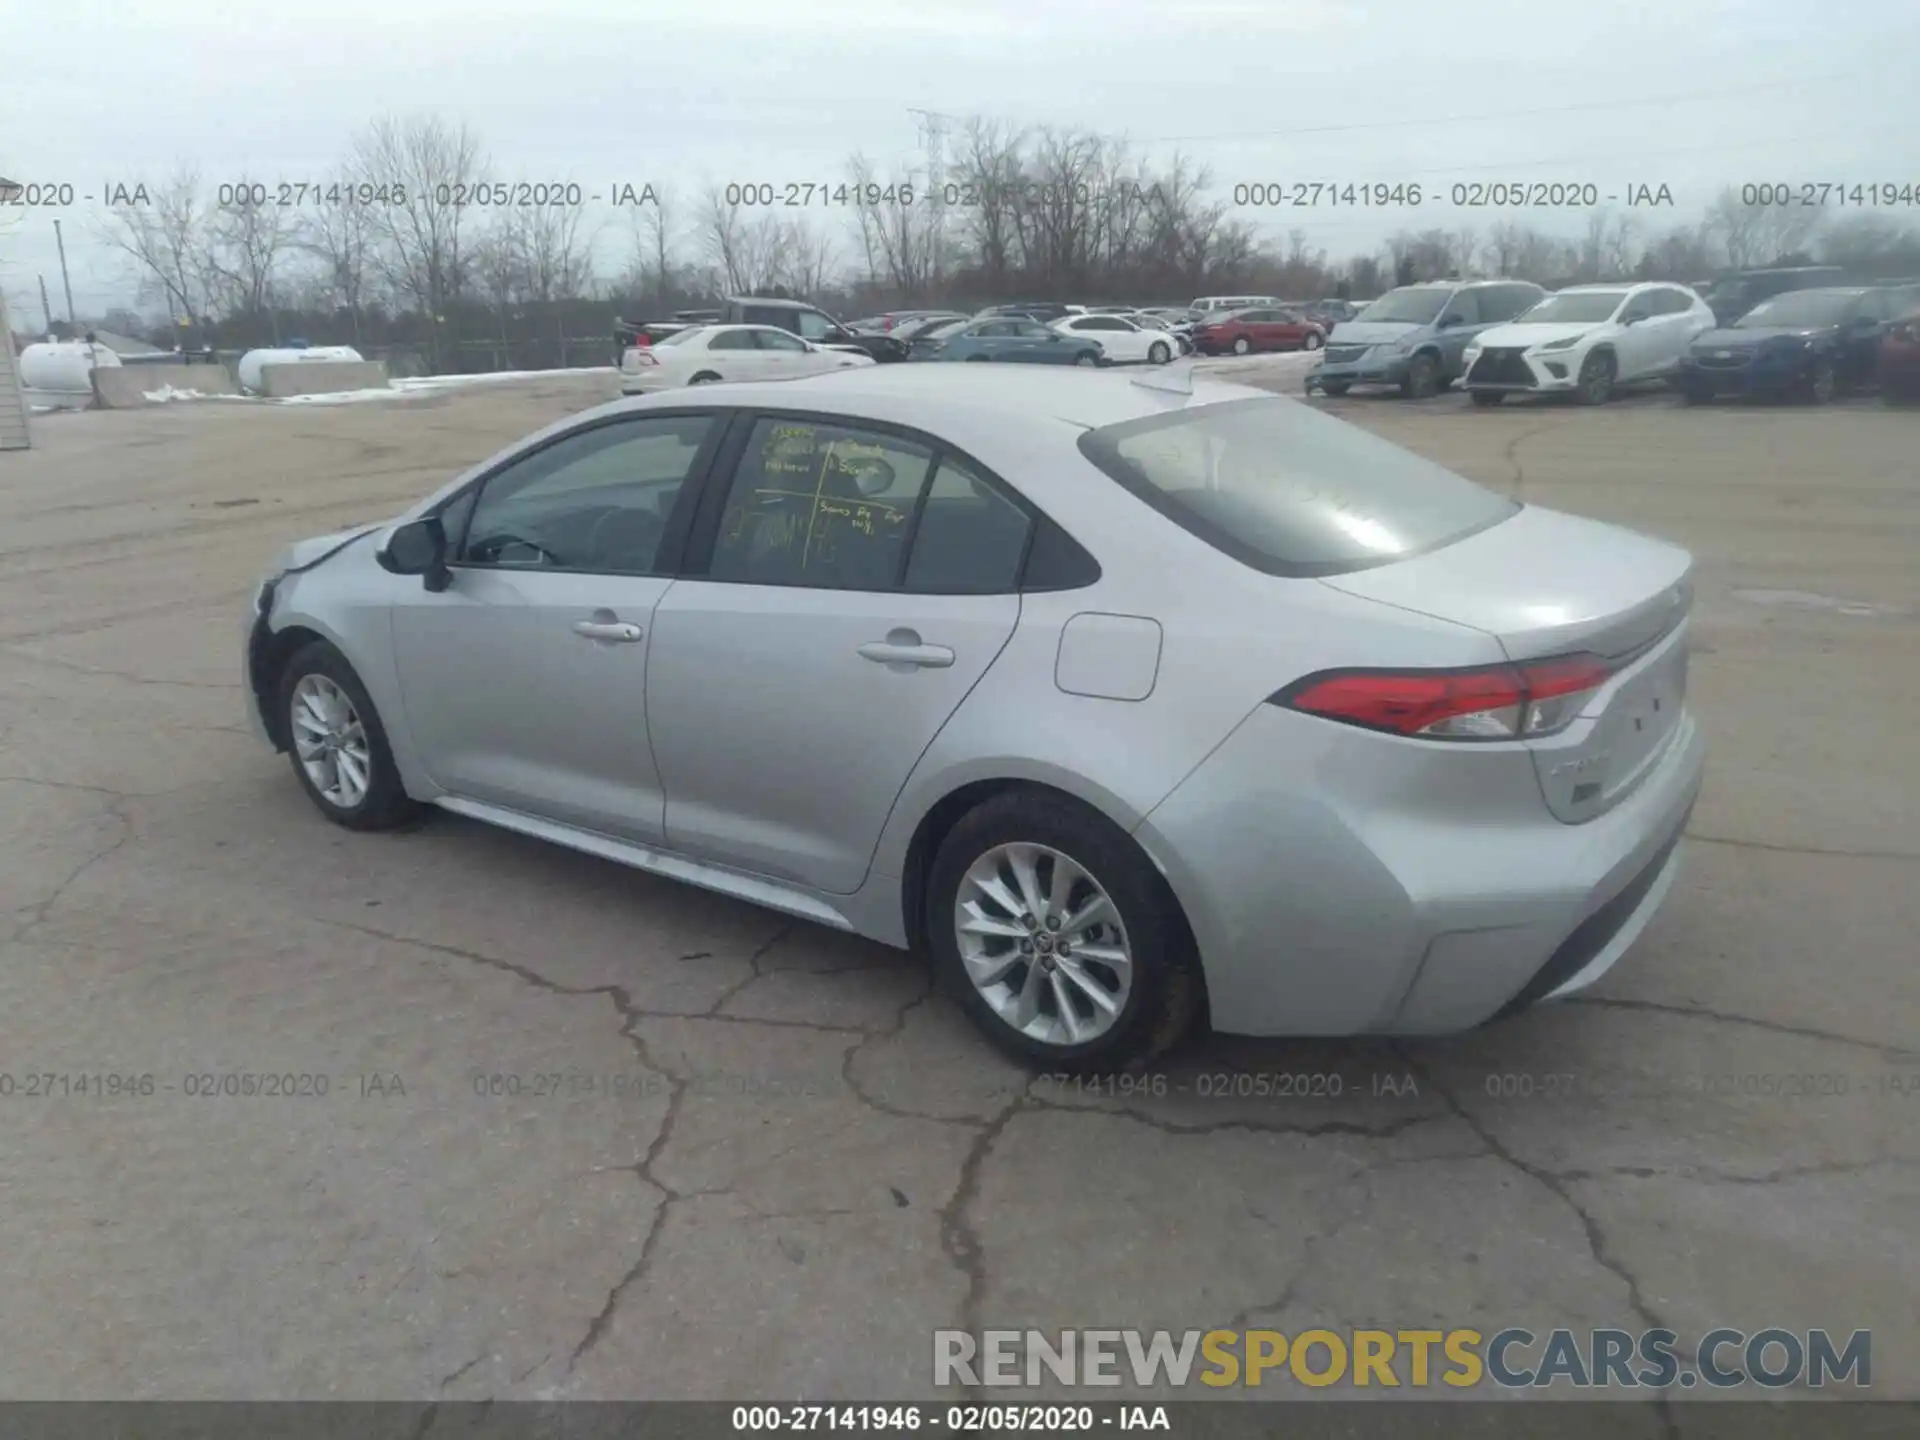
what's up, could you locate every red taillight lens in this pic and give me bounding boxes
[1274,654,1613,741]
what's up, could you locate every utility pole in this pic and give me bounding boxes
[53,219,77,325]
[908,108,954,289]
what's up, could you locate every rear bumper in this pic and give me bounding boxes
[1135,702,1706,1037]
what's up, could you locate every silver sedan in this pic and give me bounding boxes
[244,364,1704,1069]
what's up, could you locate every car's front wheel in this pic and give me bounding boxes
[278,641,419,831]
[1401,352,1440,399]
[1470,390,1504,407]
[1148,341,1171,364]
[1302,332,1324,351]
[928,790,1202,1071]
[1232,336,1252,355]
[1074,351,1099,366]
[1576,350,1616,405]
[1805,356,1837,404]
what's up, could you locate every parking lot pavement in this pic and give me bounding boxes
[1,375,1915,1404]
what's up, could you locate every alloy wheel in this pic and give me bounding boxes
[291,673,372,810]
[954,842,1133,1047]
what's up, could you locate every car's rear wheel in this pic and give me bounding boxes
[1576,350,1616,405]
[1302,332,1324,351]
[688,371,721,385]
[1401,352,1440,399]
[928,791,1201,1072]
[1470,390,1504,407]
[1232,336,1252,355]
[1319,381,1350,396]
[1148,341,1171,364]
[278,641,418,831]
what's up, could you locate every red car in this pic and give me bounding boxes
[1882,306,1920,405]
[1189,306,1327,356]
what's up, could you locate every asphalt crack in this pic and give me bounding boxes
[1683,830,1919,863]
[1561,995,1920,1062]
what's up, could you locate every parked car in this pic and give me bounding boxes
[977,302,1082,323]
[618,324,873,393]
[719,296,910,363]
[1698,266,1846,326]
[1310,280,1547,398]
[1189,306,1327,356]
[245,365,1702,1068]
[1678,286,1903,403]
[906,319,972,359]
[1881,303,1920,406]
[1188,294,1279,321]
[1300,298,1359,326]
[1463,283,1716,406]
[917,316,1104,366]
[891,313,971,344]
[1052,313,1182,363]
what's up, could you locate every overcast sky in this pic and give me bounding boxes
[3,0,1917,322]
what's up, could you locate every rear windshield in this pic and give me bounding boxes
[1076,396,1518,577]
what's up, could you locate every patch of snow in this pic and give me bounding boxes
[390,366,616,392]
[276,387,415,406]
[142,386,253,404]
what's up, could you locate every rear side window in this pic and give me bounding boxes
[1077,396,1518,578]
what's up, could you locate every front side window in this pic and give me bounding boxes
[754,328,809,352]
[709,419,935,589]
[460,415,718,574]
[793,310,839,341]
[1078,396,1517,577]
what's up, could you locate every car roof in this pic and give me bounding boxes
[604,362,1274,432]
[726,295,815,309]
[1755,286,1869,299]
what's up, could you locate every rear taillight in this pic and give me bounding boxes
[622,347,657,367]
[1272,654,1614,741]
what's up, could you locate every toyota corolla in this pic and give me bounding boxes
[244,364,1703,1069]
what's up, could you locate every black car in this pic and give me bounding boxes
[719,296,912,362]
[1678,287,1901,403]
[1698,266,1846,326]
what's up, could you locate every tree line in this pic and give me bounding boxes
[82,113,1920,369]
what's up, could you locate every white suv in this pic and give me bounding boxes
[1464,283,1716,405]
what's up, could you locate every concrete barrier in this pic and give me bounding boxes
[259,360,390,398]
[93,363,240,408]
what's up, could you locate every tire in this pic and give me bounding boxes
[1320,381,1351,396]
[688,371,721,385]
[1681,383,1713,406]
[1575,350,1615,405]
[1074,351,1099,367]
[1232,336,1252,356]
[1302,332,1324,351]
[928,790,1202,1072]
[1401,352,1440,399]
[278,640,419,832]
[1470,390,1504,407]
[1805,357,1836,405]
[965,354,993,363]
[1148,341,1171,364]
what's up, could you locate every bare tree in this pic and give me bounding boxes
[298,192,378,344]
[95,167,214,330]
[782,217,838,299]
[1704,186,1822,270]
[515,201,596,305]
[627,185,680,309]
[204,177,299,341]
[845,156,934,298]
[351,115,488,368]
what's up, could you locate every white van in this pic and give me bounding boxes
[1189,294,1279,318]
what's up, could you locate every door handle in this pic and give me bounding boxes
[858,630,955,669]
[573,620,644,643]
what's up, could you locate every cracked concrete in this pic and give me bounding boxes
[0,372,1914,1405]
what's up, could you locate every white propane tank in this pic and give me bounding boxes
[237,345,364,394]
[19,340,123,396]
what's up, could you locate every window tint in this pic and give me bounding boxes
[904,457,1034,594]
[709,330,757,351]
[1077,396,1517,577]
[974,321,1014,337]
[793,310,838,341]
[709,418,934,589]
[1476,286,1535,323]
[1654,289,1694,315]
[461,415,717,574]
[754,328,808,351]
[741,306,787,328]
[1013,321,1056,338]
[1440,290,1480,325]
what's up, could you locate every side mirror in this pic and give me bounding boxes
[377,516,450,592]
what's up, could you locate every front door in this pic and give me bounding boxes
[647,414,1033,893]
[389,411,724,842]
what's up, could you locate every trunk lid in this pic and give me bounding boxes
[1321,506,1694,822]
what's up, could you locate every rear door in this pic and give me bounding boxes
[1839,291,1889,384]
[646,413,1032,892]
